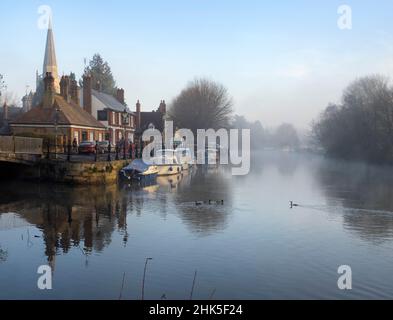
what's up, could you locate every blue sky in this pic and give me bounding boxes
[1,0,393,128]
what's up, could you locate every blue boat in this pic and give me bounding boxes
[120,159,159,182]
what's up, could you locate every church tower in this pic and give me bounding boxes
[42,18,60,93]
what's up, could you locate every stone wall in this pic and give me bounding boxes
[25,159,128,185]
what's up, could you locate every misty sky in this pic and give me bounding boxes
[1,0,393,129]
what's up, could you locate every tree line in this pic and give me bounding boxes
[312,75,393,164]
[167,77,301,149]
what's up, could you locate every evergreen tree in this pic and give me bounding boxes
[83,54,116,95]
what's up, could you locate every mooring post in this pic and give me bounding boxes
[107,143,111,162]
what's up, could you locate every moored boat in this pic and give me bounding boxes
[175,147,194,171]
[152,150,183,176]
[120,159,159,181]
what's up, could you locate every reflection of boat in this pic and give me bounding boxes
[152,150,183,176]
[157,174,183,191]
[197,148,219,165]
[175,148,194,171]
[120,159,158,181]
[206,148,219,164]
[142,184,160,193]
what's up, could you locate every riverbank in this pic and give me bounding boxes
[23,159,129,185]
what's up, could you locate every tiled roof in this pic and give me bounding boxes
[0,106,23,131]
[10,95,105,129]
[92,89,134,114]
[140,111,165,132]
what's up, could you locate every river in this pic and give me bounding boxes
[1,150,393,299]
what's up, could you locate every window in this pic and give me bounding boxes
[89,132,94,141]
[97,110,108,121]
[82,131,88,142]
[122,113,129,125]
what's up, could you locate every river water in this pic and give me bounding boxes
[1,151,393,299]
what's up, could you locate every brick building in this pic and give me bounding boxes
[80,75,136,145]
[10,73,106,145]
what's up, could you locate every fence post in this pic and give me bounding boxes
[46,140,50,159]
[95,141,98,162]
[107,144,111,162]
[67,143,71,161]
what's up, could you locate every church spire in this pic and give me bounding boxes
[43,17,60,93]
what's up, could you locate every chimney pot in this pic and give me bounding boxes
[83,74,92,115]
[116,88,125,105]
[136,100,141,129]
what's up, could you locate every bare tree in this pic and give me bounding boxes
[168,78,233,133]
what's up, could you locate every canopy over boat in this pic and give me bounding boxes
[123,159,151,173]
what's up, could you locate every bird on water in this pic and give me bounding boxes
[290,201,299,209]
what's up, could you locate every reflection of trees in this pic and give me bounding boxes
[172,167,233,236]
[0,182,128,268]
[0,246,8,263]
[315,159,393,243]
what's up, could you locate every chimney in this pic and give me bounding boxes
[70,79,79,106]
[159,100,167,114]
[136,100,141,129]
[83,74,92,115]
[116,88,125,105]
[3,102,8,121]
[43,72,55,108]
[60,75,70,102]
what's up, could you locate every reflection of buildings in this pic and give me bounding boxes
[0,166,235,268]
[0,183,128,269]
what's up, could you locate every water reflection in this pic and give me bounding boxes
[0,183,128,269]
[173,167,233,235]
[315,159,393,243]
[2,153,393,299]
[0,245,7,263]
[0,167,234,268]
